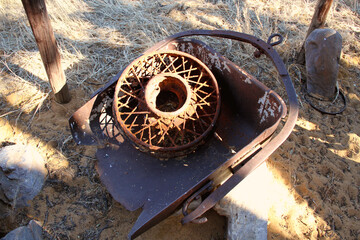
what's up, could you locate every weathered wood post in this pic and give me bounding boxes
[22,0,71,103]
[297,0,334,64]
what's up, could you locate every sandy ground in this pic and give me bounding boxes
[267,65,360,239]
[0,88,226,239]
[0,0,359,239]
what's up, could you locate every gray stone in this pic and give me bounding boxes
[214,163,271,240]
[1,220,43,240]
[0,145,47,216]
[305,28,342,100]
[27,220,43,240]
[1,227,33,240]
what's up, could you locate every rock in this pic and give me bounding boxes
[1,226,33,240]
[305,28,342,100]
[1,220,43,240]
[0,145,47,217]
[214,163,271,240]
[27,220,43,240]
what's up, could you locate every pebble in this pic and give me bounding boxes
[0,144,47,217]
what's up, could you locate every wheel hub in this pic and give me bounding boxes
[113,50,221,158]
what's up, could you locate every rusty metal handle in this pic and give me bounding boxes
[254,33,283,58]
[267,33,283,46]
[145,30,299,224]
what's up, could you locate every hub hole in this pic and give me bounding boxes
[156,90,180,112]
[154,77,188,113]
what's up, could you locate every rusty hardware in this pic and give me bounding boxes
[267,33,284,46]
[302,84,347,115]
[69,30,298,239]
[113,51,220,158]
[254,33,283,58]
[182,181,213,224]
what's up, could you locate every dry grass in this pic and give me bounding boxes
[0,0,359,239]
[1,0,358,115]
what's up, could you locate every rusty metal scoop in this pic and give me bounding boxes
[69,30,298,239]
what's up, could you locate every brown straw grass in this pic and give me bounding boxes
[1,0,358,116]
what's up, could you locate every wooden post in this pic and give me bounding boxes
[22,0,71,103]
[297,0,334,65]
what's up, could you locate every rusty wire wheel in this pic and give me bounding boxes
[113,50,220,158]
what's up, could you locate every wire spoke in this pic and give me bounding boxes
[130,67,145,90]
[139,114,149,141]
[114,51,219,154]
[134,120,157,136]
[118,88,146,104]
[194,89,216,105]
[123,106,138,123]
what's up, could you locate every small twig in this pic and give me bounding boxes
[0,110,21,118]
[61,135,73,151]
[43,209,49,227]
[96,222,112,239]
[46,195,54,208]
[26,92,50,129]
[15,111,23,126]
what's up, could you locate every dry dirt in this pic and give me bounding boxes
[0,0,359,239]
[0,89,226,239]
[267,65,360,240]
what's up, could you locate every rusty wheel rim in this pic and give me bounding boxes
[113,50,220,157]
